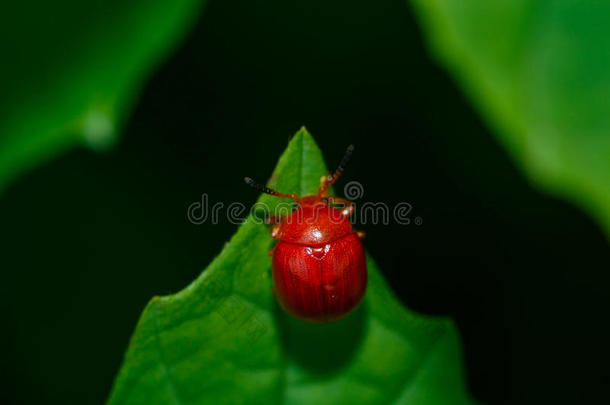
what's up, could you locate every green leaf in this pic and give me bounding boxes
[411,0,610,239]
[0,0,204,193]
[107,128,474,405]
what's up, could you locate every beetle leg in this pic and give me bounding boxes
[270,223,281,239]
[329,196,355,217]
[268,249,273,257]
[356,230,366,239]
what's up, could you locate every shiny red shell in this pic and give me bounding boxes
[271,196,367,323]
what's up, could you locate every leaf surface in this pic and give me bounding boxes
[0,0,204,192]
[108,128,474,405]
[412,0,610,238]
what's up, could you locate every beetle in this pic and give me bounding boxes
[245,145,367,323]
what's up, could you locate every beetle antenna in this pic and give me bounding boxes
[244,177,299,201]
[319,144,354,196]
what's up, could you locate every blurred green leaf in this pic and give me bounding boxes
[107,129,474,405]
[411,0,610,239]
[0,1,204,193]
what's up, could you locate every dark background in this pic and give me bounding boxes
[2,0,609,404]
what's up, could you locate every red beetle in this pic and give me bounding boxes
[245,145,367,323]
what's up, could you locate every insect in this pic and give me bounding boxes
[245,145,367,323]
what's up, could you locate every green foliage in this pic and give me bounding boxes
[0,0,204,193]
[412,0,610,238]
[108,129,474,405]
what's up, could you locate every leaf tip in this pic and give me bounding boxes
[288,125,322,154]
[81,108,117,151]
[292,125,311,141]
